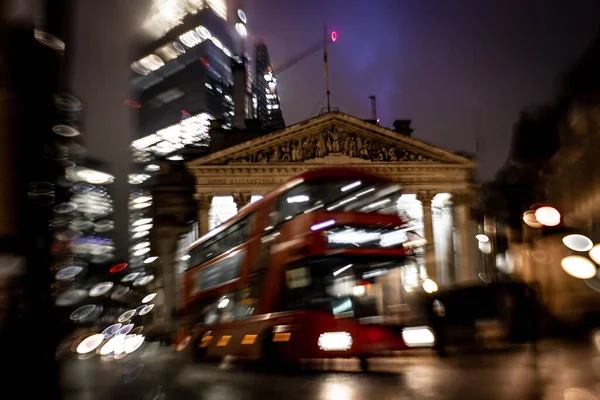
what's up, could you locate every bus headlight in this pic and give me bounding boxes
[401,326,436,347]
[318,332,353,351]
[352,285,366,296]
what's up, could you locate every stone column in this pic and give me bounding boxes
[197,193,213,237]
[417,191,437,282]
[232,192,252,212]
[152,229,179,339]
[453,191,478,283]
[441,198,456,286]
[150,161,197,341]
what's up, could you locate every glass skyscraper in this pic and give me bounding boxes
[254,41,285,131]
[128,0,237,268]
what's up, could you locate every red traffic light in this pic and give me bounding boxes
[331,31,337,42]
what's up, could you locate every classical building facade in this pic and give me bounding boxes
[186,111,479,286]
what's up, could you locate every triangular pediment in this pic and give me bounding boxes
[187,112,475,167]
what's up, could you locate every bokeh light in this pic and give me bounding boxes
[133,275,154,286]
[110,263,128,273]
[56,290,87,307]
[102,323,122,339]
[535,206,561,227]
[475,234,489,243]
[563,234,593,252]
[124,335,145,354]
[76,334,104,354]
[523,210,543,228]
[139,304,154,316]
[70,304,98,321]
[422,279,438,293]
[561,255,597,279]
[118,310,136,322]
[119,324,134,335]
[142,293,157,303]
[100,335,124,356]
[56,266,83,280]
[478,240,492,254]
[89,282,114,297]
[121,272,141,282]
[130,326,144,335]
[589,244,600,264]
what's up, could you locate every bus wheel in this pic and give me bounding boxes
[258,330,278,369]
[191,331,209,363]
[191,342,207,363]
[359,357,369,372]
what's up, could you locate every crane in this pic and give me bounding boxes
[272,31,337,76]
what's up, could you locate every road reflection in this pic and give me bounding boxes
[59,341,600,400]
[320,379,356,400]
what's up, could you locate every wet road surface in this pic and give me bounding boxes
[60,340,600,400]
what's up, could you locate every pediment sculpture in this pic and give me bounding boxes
[226,125,438,164]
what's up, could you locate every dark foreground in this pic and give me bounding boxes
[60,340,600,400]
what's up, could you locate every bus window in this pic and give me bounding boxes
[273,180,402,226]
[274,182,325,225]
[187,213,254,271]
[251,232,278,273]
[195,286,258,325]
[222,214,253,249]
[195,284,260,324]
[194,296,219,325]
[286,267,311,289]
[281,257,407,318]
[198,293,236,324]
[234,277,261,319]
[192,249,245,295]
[189,237,219,269]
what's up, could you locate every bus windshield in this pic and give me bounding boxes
[275,179,402,222]
[282,256,416,320]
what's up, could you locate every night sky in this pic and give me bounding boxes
[244,0,600,179]
[69,0,600,183]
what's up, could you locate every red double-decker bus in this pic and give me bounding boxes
[183,167,435,369]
